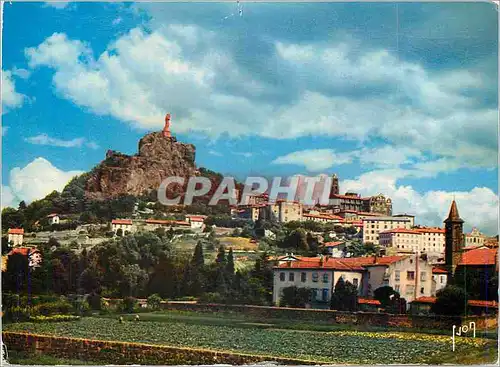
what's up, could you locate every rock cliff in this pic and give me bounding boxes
[84,132,198,200]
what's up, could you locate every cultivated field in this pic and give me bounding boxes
[4,312,497,365]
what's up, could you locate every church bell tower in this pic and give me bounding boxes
[444,200,464,275]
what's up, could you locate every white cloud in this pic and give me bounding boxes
[25,133,98,149]
[25,25,497,174]
[2,126,9,136]
[208,150,222,156]
[272,149,353,172]
[341,169,499,236]
[2,70,26,113]
[44,2,70,9]
[3,157,84,207]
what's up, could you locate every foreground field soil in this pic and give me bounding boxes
[4,312,497,365]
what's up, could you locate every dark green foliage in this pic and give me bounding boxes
[121,297,137,313]
[330,278,358,311]
[147,294,162,310]
[431,286,467,316]
[279,286,312,308]
[453,266,498,301]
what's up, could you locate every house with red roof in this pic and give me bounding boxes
[273,252,436,307]
[4,247,42,269]
[111,219,135,235]
[322,241,347,257]
[185,214,207,229]
[7,228,24,246]
[47,213,60,225]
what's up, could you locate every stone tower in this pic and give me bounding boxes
[329,174,339,198]
[444,200,464,275]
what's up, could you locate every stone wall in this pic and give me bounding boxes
[161,302,496,331]
[2,332,315,365]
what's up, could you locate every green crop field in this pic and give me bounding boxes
[4,316,497,364]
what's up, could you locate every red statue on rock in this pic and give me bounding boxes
[163,113,172,138]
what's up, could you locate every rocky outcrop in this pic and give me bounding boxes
[85,132,198,200]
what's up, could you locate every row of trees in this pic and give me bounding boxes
[2,231,274,306]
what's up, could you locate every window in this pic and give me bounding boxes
[322,289,329,301]
[440,276,446,284]
[353,278,359,287]
[301,272,306,282]
[312,273,319,282]
[323,273,329,283]
[410,258,413,264]
[406,285,415,295]
[280,272,285,281]
[395,270,400,282]
[407,271,415,281]
[420,272,426,281]
[312,288,318,300]
[367,272,371,279]
[420,287,424,294]
[289,272,295,282]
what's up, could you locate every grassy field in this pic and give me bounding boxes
[218,236,258,251]
[4,311,497,365]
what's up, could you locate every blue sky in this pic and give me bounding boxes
[2,1,498,234]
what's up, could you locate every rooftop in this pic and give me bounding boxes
[8,228,24,235]
[112,219,133,225]
[459,248,497,266]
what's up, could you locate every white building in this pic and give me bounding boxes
[431,267,448,295]
[47,213,60,225]
[302,212,343,224]
[7,228,24,246]
[144,219,190,231]
[465,227,487,247]
[111,219,135,234]
[362,216,413,245]
[379,227,445,257]
[185,215,206,229]
[273,256,365,306]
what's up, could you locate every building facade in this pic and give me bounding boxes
[7,228,24,246]
[329,193,370,213]
[444,200,464,275]
[111,219,135,234]
[362,216,413,245]
[465,227,487,247]
[47,213,60,225]
[273,256,364,306]
[379,227,445,257]
[368,194,393,216]
[268,201,303,223]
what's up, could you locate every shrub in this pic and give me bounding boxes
[29,315,80,322]
[147,294,162,311]
[121,297,137,313]
[198,293,224,304]
[87,293,102,310]
[32,300,73,316]
[6,306,31,322]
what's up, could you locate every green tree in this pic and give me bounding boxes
[279,286,312,308]
[431,285,467,316]
[330,277,358,311]
[116,228,123,237]
[147,293,163,310]
[226,247,235,277]
[216,245,226,264]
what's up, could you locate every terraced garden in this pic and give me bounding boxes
[4,315,497,364]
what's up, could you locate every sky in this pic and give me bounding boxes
[1,1,499,235]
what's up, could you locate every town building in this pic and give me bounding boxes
[144,219,190,231]
[273,256,365,307]
[465,227,487,247]
[329,193,370,213]
[47,213,60,225]
[431,267,448,295]
[111,219,135,234]
[236,205,264,222]
[268,200,303,223]
[302,212,343,224]
[185,215,207,229]
[5,247,42,269]
[329,174,340,198]
[379,227,445,257]
[342,254,434,303]
[322,241,347,257]
[7,228,24,246]
[362,216,413,245]
[444,200,465,275]
[368,194,393,216]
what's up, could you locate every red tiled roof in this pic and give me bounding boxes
[276,257,365,271]
[432,267,448,274]
[112,219,132,225]
[358,298,381,306]
[459,248,497,266]
[146,219,190,226]
[188,216,205,222]
[413,296,436,304]
[380,228,421,235]
[468,300,498,308]
[8,228,24,235]
[414,227,445,234]
[331,194,370,201]
[47,213,58,218]
[8,247,39,256]
[413,297,498,309]
[342,255,406,267]
[303,213,342,220]
[323,241,345,248]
